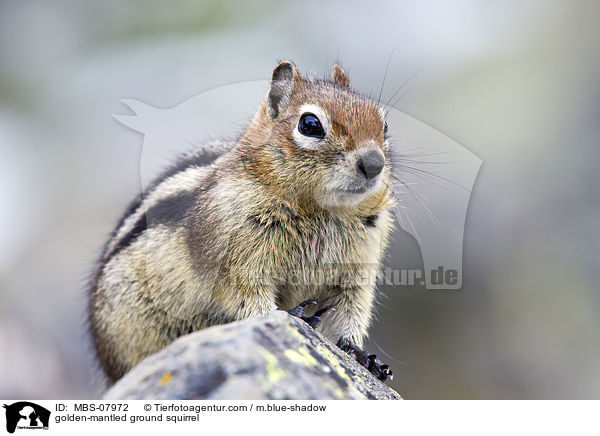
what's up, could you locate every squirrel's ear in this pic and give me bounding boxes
[267,61,299,119]
[332,64,350,88]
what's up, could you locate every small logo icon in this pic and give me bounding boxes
[2,402,50,434]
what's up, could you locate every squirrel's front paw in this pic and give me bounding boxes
[364,354,393,381]
[338,339,393,381]
[287,300,334,329]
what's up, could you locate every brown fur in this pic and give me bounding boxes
[89,61,395,382]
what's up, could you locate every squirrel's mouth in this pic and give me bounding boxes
[319,168,385,209]
[337,177,380,196]
[338,186,368,195]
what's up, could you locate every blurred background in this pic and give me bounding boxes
[1,0,599,399]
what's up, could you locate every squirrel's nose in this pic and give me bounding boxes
[356,149,385,180]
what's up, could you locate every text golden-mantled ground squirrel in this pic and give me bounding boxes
[90,61,395,383]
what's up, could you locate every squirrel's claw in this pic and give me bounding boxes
[338,339,394,382]
[314,305,334,317]
[287,300,316,317]
[367,354,393,381]
[287,301,334,329]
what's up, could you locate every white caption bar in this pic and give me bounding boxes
[1,400,597,435]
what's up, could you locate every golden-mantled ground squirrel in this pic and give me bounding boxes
[90,61,395,383]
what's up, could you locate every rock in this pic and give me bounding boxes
[103,311,401,400]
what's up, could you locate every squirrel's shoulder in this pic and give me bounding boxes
[100,140,237,263]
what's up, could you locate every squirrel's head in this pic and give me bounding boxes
[241,61,390,212]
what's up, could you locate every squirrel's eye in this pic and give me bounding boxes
[384,121,388,134]
[298,113,325,139]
